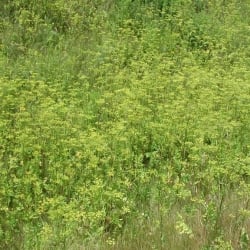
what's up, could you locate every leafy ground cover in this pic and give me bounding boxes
[0,1,250,249]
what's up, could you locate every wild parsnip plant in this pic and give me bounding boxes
[0,0,250,249]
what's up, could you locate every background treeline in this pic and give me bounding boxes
[0,1,250,249]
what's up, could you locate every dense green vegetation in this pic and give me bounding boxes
[0,0,250,249]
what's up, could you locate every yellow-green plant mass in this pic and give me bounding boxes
[0,1,250,249]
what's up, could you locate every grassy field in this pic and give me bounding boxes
[0,1,250,249]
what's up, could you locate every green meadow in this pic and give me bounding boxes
[0,1,250,249]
